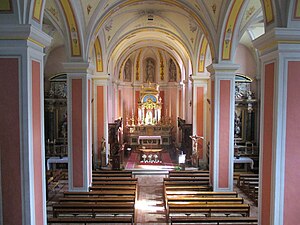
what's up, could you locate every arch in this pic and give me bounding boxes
[219,0,248,62]
[84,0,217,65]
[57,0,82,58]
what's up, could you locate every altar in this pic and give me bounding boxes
[47,157,68,170]
[124,83,173,146]
[234,156,254,171]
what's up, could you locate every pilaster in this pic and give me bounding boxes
[207,63,239,192]
[93,76,110,167]
[253,27,300,225]
[64,62,93,191]
[191,76,209,166]
[0,24,51,225]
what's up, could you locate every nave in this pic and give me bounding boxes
[46,168,258,225]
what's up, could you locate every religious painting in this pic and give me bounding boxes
[169,59,177,82]
[124,58,132,82]
[144,58,155,83]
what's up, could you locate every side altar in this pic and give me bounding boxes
[124,83,173,147]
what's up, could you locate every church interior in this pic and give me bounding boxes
[0,0,300,225]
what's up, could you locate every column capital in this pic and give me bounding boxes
[207,63,240,78]
[63,62,94,75]
[253,27,300,56]
[0,24,52,49]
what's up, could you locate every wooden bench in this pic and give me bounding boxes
[168,203,251,219]
[92,181,138,186]
[169,170,209,175]
[164,177,210,182]
[170,216,258,225]
[52,202,135,218]
[169,171,209,178]
[237,174,259,205]
[48,216,133,224]
[165,191,239,197]
[237,174,259,187]
[89,184,137,191]
[63,190,137,198]
[92,173,133,178]
[92,177,138,182]
[58,196,135,203]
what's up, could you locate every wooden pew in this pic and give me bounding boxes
[92,173,133,178]
[168,171,210,178]
[58,196,135,203]
[92,177,137,182]
[168,203,251,219]
[48,216,133,224]
[170,216,258,225]
[92,180,138,186]
[237,174,259,187]
[237,174,259,205]
[89,184,137,191]
[52,202,135,218]
[63,190,136,198]
[165,191,239,197]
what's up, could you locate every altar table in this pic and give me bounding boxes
[47,157,68,170]
[234,156,254,170]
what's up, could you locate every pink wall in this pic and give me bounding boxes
[234,44,257,77]
[197,87,204,159]
[97,86,104,160]
[44,46,67,91]
[218,80,230,188]
[261,63,274,225]
[210,81,215,184]
[88,80,92,184]
[72,79,83,187]
[284,61,300,224]
[32,60,44,225]
[0,58,22,225]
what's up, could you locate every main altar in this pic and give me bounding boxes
[124,83,173,147]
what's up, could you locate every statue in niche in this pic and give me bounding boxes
[169,59,177,82]
[124,59,132,82]
[145,58,155,83]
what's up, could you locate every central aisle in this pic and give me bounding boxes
[135,175,167,224]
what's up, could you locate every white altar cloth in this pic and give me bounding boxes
[47,157,68,170]
[234,157,254,169]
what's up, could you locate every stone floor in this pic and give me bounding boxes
[47,171,258,224]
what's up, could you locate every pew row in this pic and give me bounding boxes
[48,216,133,224]
[170,216,258,225]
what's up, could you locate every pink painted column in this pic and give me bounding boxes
[65,63,92,191]
[254,28,300,225]
[207,64,238,192]
[0,27,51,225]
[94,78,109,167]
[191,76,208,166]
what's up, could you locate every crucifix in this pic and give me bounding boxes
[189,135,204,155]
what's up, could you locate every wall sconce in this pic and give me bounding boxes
[189,100,192,107]
[224,27,232,47]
